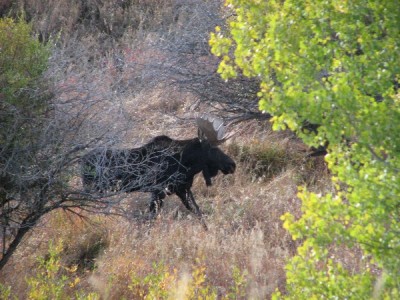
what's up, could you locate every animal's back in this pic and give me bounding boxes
[81,136,207,194]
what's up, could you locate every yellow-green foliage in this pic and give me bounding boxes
[211,1,400,298]
[26,240,99,300]
[129,260,217,299]
[27,240,69,299]
[0,284,12,300]
[128,259,247,299]
[0,17,50,106]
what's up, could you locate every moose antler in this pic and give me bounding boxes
[196,114,235,145]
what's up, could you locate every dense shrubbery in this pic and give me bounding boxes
[211,1,400,298]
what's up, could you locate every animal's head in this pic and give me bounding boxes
[197,114,236,175]
[206,146,236,175]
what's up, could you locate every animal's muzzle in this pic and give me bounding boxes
[222,162,236,174]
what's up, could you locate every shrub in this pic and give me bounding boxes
[211,1,400,298]
[26,240,99,300]
[0,16,53,268]
[0,17,50,107]
[228,140,301,182]
[128,259,248,299]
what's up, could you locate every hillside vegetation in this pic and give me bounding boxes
[1,0,397,299]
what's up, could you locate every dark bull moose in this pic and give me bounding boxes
[81,115,236,227]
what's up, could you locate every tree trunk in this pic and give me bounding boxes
[0,214,41,270]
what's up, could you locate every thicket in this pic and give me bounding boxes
[0,13,137,269]
[4,0,265,120]
[210,1,400,298]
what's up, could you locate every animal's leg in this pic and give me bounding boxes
[202,167,212,186]
[149,192,166,217]
[176,189,208,230]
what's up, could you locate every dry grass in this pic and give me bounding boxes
[0,132,320,298]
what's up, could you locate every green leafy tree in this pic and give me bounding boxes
[210,1,400,298]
